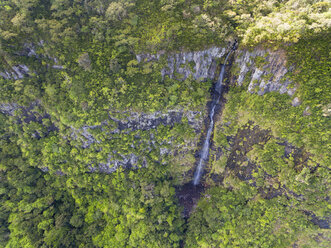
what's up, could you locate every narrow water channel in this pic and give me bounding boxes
[193,51,232,185]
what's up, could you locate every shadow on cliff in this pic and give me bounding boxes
[175,42,238,220]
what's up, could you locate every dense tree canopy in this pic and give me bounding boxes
[0,0,330,247]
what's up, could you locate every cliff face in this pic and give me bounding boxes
[0,65,30,80]
[0,42,63,80]
[137,47,227,81]
[137,46,296,99]
[72,109,203,174]
[231,48,296,97]
[2,45,296,97]
[0,46,296,175]
[0,101,203,174]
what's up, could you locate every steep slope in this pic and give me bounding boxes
[187,36,330,247]
[0,1,330,246]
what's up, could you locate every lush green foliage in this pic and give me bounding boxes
[186,187,322,247]
[204,34,330,247]
[0,112,189,247]
[0,0,330,247]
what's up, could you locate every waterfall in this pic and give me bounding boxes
[193,51,232,185]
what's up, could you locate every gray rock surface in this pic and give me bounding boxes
[111,110,202,132]
[1,99,202,174]
[0,42,63,80]
[0,103,19,115]
[137,47,227,81]
[2,46,300,175]
[231,48,296,96]
[303,106,311,116]
[292,97,301,107]
[0,65,30,80]
[68,109,203,173]
[137,46,297,99]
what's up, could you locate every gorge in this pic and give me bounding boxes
[193,50,232,185]
[0,1,330,246]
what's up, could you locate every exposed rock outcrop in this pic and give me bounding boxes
[71,109,203,173]
[137,47,227,81]
[292,97,301,107]
[0,42,63,80]
[1,45,300,175]
[137,46,297,99]
[231,48,296,96]
[1,101,203,174]
[0,103,19,115]
[0,65,30,80]
[111,110,202,132]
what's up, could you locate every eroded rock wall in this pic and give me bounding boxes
[231,48,296,97]
[0,101,203,174]
[1,45,298,175]
[137,46,297,100]
[0,42,63,80]
[137,47,227,81]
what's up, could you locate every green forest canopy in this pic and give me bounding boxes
[0,0,330,247]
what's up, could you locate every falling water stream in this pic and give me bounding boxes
[193,51,232,185]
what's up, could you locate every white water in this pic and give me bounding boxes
[193,51,232,185]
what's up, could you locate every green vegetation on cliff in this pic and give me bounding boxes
[0,0,330,247]
[203,34,330,247]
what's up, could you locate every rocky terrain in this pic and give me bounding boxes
[0,45,299,175]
